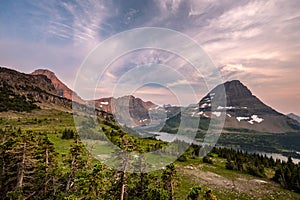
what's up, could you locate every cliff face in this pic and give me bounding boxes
[31,69,85,104]
[93,95,157,126]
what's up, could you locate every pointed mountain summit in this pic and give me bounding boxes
[200,80,276,113]
[31,69,85,104]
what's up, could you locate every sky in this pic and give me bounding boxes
[0,0,300,115]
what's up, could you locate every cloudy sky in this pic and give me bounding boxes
[0,0,300,114]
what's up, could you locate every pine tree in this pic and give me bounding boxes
[65,137,88,194]
[74,163,112,199]
[162,163,177,200]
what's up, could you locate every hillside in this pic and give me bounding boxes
[0,67,113,120]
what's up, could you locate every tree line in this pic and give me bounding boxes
[211,147,300,192]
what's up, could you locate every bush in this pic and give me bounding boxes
[203,156,213,164]
[187,185,201,200]
[61,129,75,139]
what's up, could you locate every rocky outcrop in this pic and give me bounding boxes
[31,69,85,104]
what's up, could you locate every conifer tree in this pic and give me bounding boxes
[162,163,177,200]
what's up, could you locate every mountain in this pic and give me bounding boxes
[211,80,300,133]
[0,67,73,111]
[0,67,113,120]
[31,69,85,104]
[288,113,300,123]
[163,80,300,134]
[92,95,157,126]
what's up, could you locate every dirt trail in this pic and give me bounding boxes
[178,164,293,199]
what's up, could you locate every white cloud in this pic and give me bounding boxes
[167,79,191,87]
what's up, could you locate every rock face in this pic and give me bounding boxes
[92,95,157,126]
[142,100,156,110]
[31,69,85,104]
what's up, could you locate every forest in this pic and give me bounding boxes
[0,125,221,200]
[1,121,300,199]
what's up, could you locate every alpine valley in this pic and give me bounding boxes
[1,66,300,200]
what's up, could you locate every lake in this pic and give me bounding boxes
[152,131,300,164]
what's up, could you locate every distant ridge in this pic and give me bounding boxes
[0,66,114,120]
[92,95,157,126]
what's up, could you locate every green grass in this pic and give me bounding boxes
[174,157,300,200]
[48,133,74,155]
[47,133,75,172]
[0,109,75,132]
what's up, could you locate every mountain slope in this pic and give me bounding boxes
[31,69,85,104]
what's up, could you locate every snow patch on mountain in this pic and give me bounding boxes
[236,115,264,124]
[198,111,204,115]
[236,117,250,122]
[217,106,235,110]
[212,111,221,117]
[203,113,209,118]
[200,103,209,108]
[250,115,264,123]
